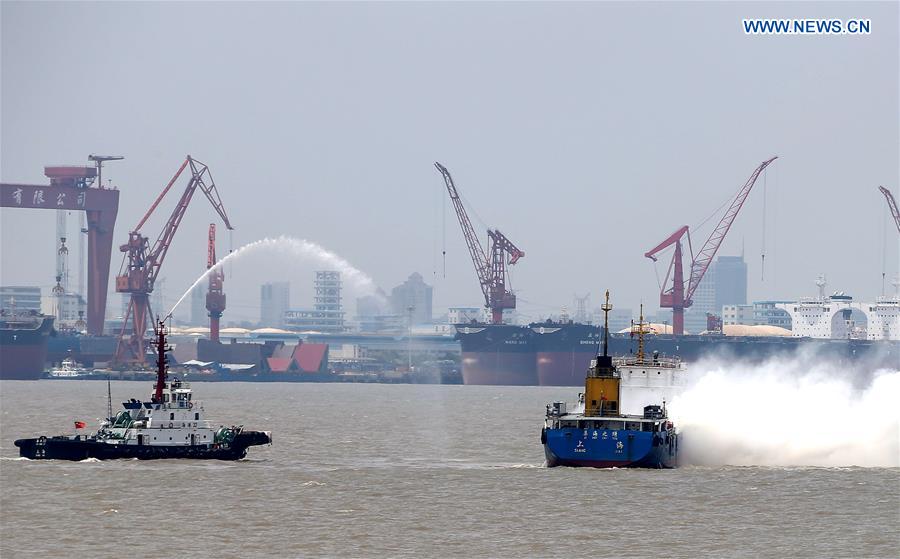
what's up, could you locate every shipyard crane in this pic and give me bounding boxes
[435,162,524,324]
[205,223,226,343]
[879,186,900,234]
[645,156,777,335]
[114,156,233,364]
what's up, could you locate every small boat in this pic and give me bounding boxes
[15,320,272,460]
[542,292,680,468]
[46,358,92,379]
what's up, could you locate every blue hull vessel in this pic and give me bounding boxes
[542,424,678,468]
[542,294,682,469]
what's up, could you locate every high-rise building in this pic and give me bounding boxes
[390,272,433,325]
[0,286,42,313]
[151,277,166,319]
[715,255,748,313]
[682,255,748,333]
[260,281,290,327]
[283,272,345,332]
[191,284,208,327]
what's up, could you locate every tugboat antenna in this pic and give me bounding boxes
[107,374,113,422]
[153,319,168,403]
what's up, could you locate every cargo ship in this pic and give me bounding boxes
[542,294,680,468]
[0,310,54,380]
[459,322,900,386]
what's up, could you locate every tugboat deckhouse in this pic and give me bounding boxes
[15,320,271,460]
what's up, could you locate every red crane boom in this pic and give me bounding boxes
[645,156,777,335]
[206,223,226,343]
[879,186,900,234]
[114,155,233,364]
[435,162,524,324]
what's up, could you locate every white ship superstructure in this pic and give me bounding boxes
[615,354,688,415]
[613,305,688,415]
[777,294,900,341]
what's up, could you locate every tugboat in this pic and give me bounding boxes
[542,292,680,468]
[15,320,272,460]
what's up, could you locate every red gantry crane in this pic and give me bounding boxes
[114,156,233,364]
[644,156,777,336]
[879,186,900,234]
[435,162,524,324]
[205,223,226,343]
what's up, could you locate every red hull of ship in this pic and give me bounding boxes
[0,343,47,380]
[536,351,594,386]
[460,351,537,386]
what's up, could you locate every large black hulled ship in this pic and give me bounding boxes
[0,310,54,380]
[15,320,272,460]
[458,322,900,386]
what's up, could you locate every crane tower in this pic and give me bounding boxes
[645,156,777,335]
[435,162,524,324]
[114,156,233,364]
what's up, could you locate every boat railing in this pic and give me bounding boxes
[613,356,682,369]
[148,419,215,429]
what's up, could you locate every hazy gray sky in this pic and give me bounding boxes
[2,1,898,323]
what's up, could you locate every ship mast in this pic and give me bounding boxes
[153,319,168,402]
[637,303,645,363]
[584,290,620,416]
[601,290,611,359]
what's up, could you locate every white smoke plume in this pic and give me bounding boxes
[670,351,900,467]
[167,235,379,318]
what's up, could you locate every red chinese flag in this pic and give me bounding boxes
[74,421,86,429]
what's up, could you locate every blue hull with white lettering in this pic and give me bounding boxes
[542,427,678,468]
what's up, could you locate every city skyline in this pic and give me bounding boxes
[2,2,898,326]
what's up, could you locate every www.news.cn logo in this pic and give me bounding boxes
[743,19,871,35]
